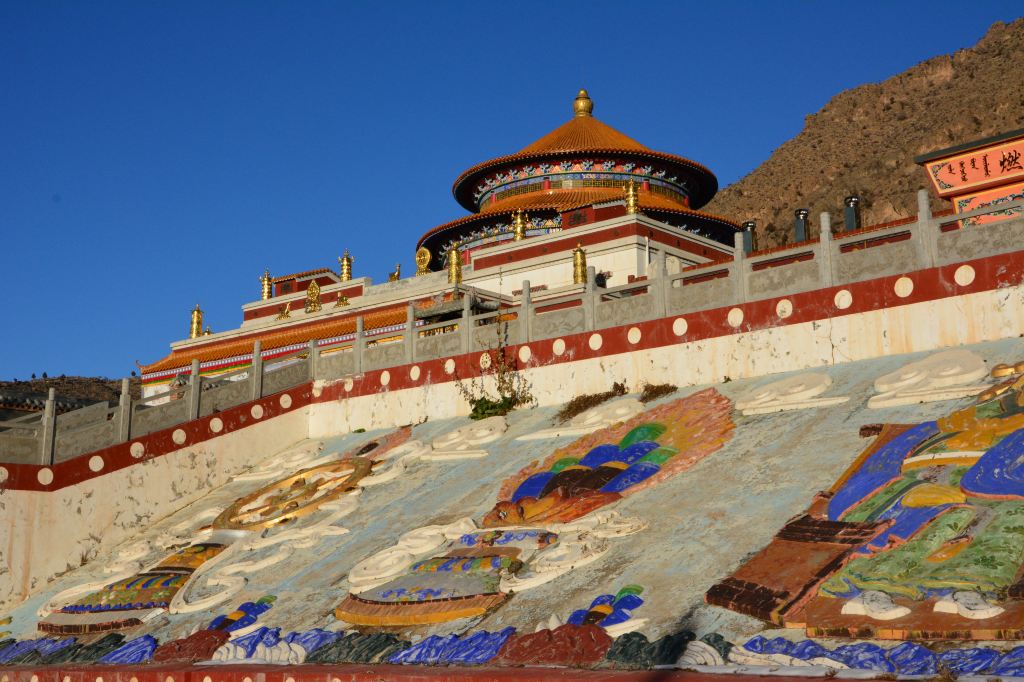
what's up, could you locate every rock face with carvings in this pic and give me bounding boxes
[867,349,989,408]
[735,372,848,415]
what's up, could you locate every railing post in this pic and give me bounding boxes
[187,359,201,421]
[308,339,320,380]
[117,377,132,442]
[520,280,531,344]
[817,212,836,287]
[460,292,473,353]
[584,266,596,331]
[732,232,748,304]
[250,340,263,400]
[405,303,415,363]
[916,188,938,268]
[354,316,365,374]
[39,388,56,465]
[650,251,667,319]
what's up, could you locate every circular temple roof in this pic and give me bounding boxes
[417,90,736,264]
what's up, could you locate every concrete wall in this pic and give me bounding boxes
[0,407,308,611]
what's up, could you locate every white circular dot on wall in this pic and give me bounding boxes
[380,370,391,386]
[627,327,642,344]
[203,676,212,682]
[672,318,688,337]
[285,677,295,682]
[479,353,492,370]
[954,264,976,287]
[37,468,53,486]
[894,276,914,298]
[0,466,7,483]
[31,675,38,682]
[344,378,354,392]
[172,429,187,445]
[130,442,145,458]
[834,289,853,310]
[209,417,224,433]
[444,358,456,375]
[776,299,793,319]
[409,365,421,381]
[250,404,264,419]
[727,307,744,328]
[165,677,175,682]
[130,678,139,682]
[552,338,566,356]
[279,394,292,409]
[518,346,532,363]
[88,455,104,473]
[97,677,105,682]
[588,333,603,351]
[243,678,253,682]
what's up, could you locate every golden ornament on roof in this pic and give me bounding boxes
[338,249,353,282]
[447,246,463,284]
[573,88,593,118]
[259,269,273,300]
[512,209,528,241]
[572,242,587,284]
[624,180,640,214]
[305,280,322,313]
[189,304,203,339]
[415,247,431,275]
[388,263,401,282]
[275,301,292,320]
[334,294,349,307]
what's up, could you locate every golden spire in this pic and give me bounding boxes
[415,246,431,275]
[259,269,272,300]
[573,88,593,118]
[337,249,353,282]
[512,209,528,241]
[305,280,322,313]
[447,246,463,284]
[189,304,203,339]
[624,180,640,214]
[572,242,587,284]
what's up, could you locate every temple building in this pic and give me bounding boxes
[139,90,741,393]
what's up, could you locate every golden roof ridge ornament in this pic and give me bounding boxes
[305,280,322,313]
[260,269,272,300]
[512,208,528,241]
[572,242,587,284]
[338,249,353,282]
[415,247,431,276]
[275,301,292,320]
[573,89,593,118]
[189,304,203,339]
[624,180,640,214]
[447,246,462,284]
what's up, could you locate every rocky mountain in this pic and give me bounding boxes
[707,18,1024,247]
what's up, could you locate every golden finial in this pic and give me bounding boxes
[388,263,401,282]
[415,247,431,276]
[334,294,349,307]
[189,304,203,339]
[305,280,323,313]
[512,209,528,241]
[447,246,463,284]
[624,180,640,214]
[275,301,292,320]
[337,249,353,282]
[573,88,593,117]
[259,269,273,300]
[572,242,587,284]
[203,325,212,336]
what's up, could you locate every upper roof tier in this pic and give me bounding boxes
[450,90,720,214]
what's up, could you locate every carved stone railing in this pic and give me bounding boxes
[2,190,1021,467]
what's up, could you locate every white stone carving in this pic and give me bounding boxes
[678,641,725,667]
[735,373,848,416]
[868,349,989,408]
[840,590,910,620]
[427,416,507,459]
[933,591,1005,619]
[517,397,644,441]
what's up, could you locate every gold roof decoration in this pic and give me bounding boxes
[573,88,593,118]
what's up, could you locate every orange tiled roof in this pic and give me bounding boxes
[517,115,650,155]
[140,306,407,375]
[272,268,336,284]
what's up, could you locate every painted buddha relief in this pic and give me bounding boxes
[335,388,734,627]
[708,362,1024,640]
[39,427,415,635]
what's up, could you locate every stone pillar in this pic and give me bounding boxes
[39,388,56,465]
[117,378,132,442]
[818,212,836,287]
[584,266,597,331]
[187,359,201,421]
[308,339,320,380]
[732,231,748,304]
[520,280,531,344]
[250,340,264,401]
[915,188,938,268]
[405,303,415,363]
[461,292,473,353]
[649,251,667,318]
[354,316,365,374]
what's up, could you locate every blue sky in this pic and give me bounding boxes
[1,2,1020,380]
